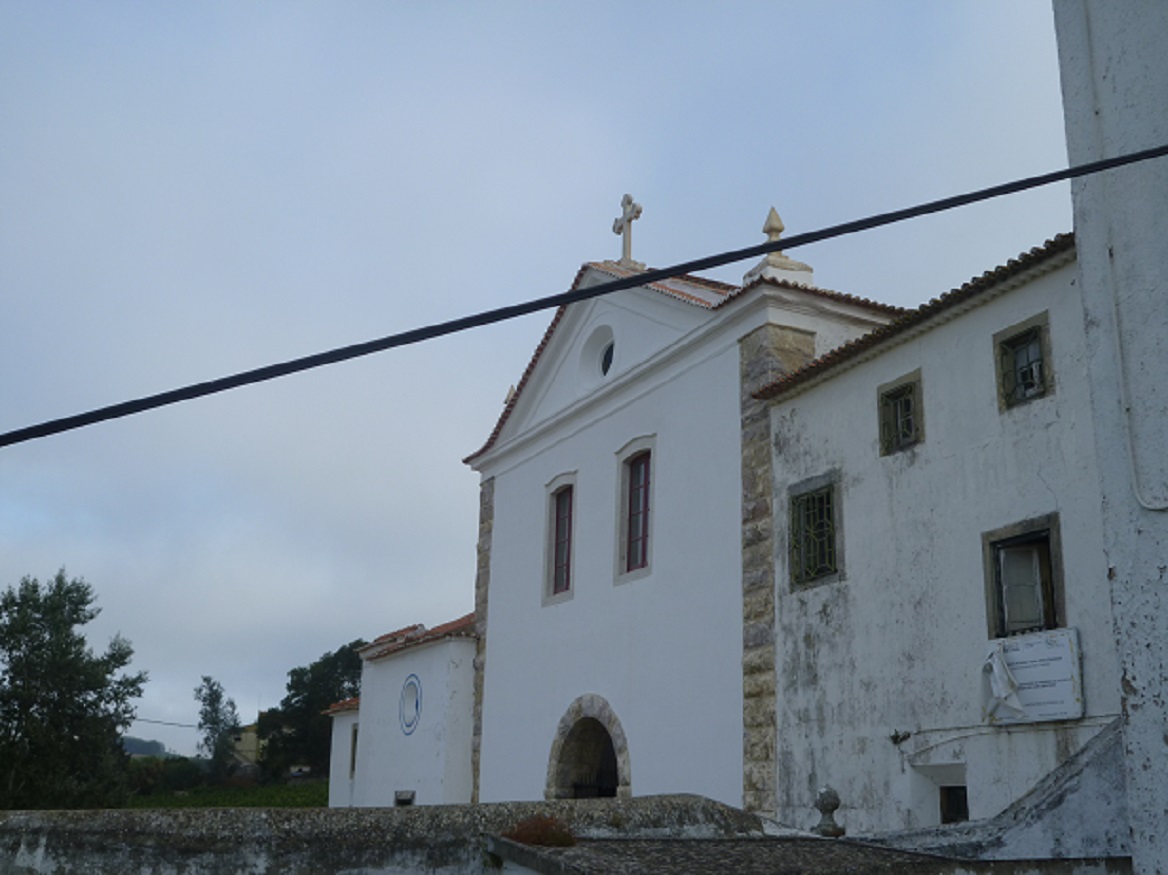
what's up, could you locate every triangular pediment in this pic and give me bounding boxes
[466,263,734,465]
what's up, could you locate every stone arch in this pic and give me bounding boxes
[545,693,632,800]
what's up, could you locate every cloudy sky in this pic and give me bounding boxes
[0,3,1072,756]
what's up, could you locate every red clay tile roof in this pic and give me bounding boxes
[325,696,360,716]
[366,623,425,648]
[721,274,907,316]
[753,233,1076,401]
[361,612,477,662]
[463,260,900,464]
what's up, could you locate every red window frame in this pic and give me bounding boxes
[552,485,573,594]
[626,451,651,571]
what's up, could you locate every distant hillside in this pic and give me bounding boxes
[122,736,169,757]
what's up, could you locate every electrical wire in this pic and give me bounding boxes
[132,717,199,729]
[1,142,1166,451]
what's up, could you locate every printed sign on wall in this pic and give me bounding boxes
[982,627,1083,725]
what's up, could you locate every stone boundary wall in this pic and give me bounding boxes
[0,795,761,875]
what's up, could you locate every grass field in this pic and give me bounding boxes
[127,781,328,809]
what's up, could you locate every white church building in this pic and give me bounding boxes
[330,217,1122,834]
[330,11,1168,864]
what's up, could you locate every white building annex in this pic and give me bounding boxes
[751,234,1122,832]
[327,613,476,809]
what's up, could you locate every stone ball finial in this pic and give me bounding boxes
[813,785,846,837]
[763,206,785,241]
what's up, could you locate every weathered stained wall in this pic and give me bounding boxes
[766,258,1122,833]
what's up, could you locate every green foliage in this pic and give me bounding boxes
[128,755,204,797]
[126,778,327,808]
[0,570,147,809]
[193,676,240,782]
[123,736,168,757]
[258,639,364,779]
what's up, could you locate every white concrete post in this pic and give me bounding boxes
[1054,2,1168,871]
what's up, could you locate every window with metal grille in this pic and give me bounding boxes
[1001,327,1045,404]
[790,484,837,585]
[625,451,650,572]
[994,314,1052,410]
[552,486,573,594]
[879,375,922,454]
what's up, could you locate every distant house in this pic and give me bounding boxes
[230,723,262,769]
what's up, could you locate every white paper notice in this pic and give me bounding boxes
[982,628,1083,725]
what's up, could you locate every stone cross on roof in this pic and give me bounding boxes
[612,194,645,270]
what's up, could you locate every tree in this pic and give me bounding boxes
[0,570,147,809]
[193,675,240,782]
[258,639,364,779]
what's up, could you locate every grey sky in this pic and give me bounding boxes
[0,3,1070,755]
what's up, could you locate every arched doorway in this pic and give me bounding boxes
[545,693,631,799]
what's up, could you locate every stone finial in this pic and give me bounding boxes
[612,194,645,270]
[743,206,814,287]
[812,785,846,837]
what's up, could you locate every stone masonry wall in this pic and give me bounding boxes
[470,476,494,805]
[738,324,815,817]
[0,795,764,875]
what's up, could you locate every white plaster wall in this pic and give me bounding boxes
[353,638,476,807]
[518,293,710,432]
[327,710,358,808]
[767,261,1122,833]
[475,282,892,810]
[477,308,752,807]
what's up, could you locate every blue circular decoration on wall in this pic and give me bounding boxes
[399,674,422,735]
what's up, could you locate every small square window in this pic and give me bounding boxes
[939,786,969,824]
[994,313,1052,410]
[982,514,1064,638]
[789,478,841,586]
[878,371,923,455]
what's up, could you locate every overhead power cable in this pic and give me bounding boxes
[2,142,1166,451]
[132,717,199,729]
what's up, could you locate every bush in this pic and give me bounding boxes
[502,814,576,847]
